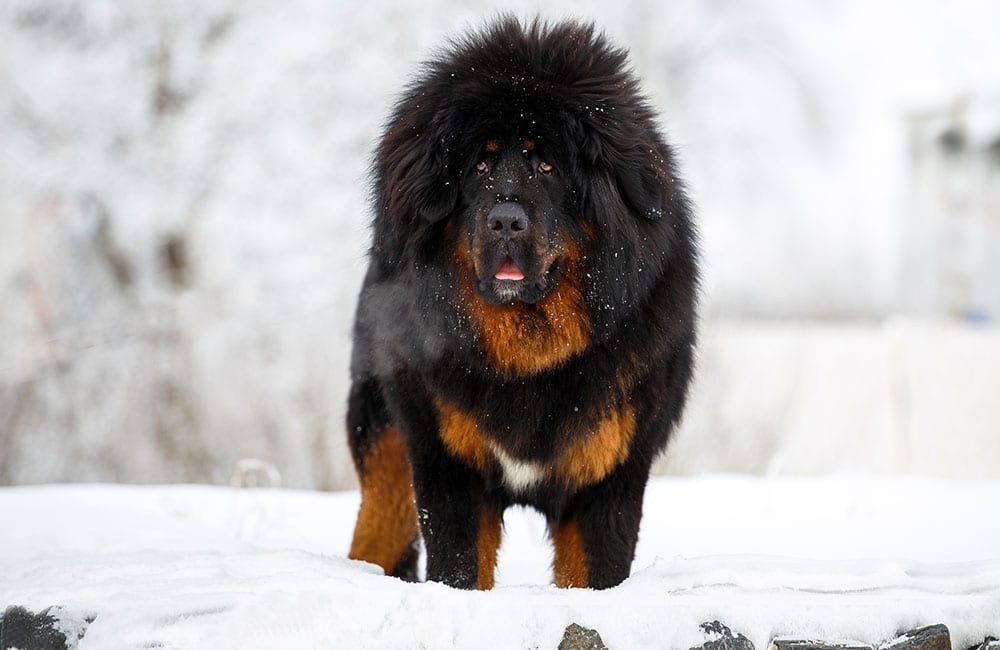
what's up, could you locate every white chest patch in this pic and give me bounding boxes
[491,445,547,493]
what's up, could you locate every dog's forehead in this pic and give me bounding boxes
[464,102,565,150]
[482,136,540,153]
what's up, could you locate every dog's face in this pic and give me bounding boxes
[455,133,577,305]
[371,19,687,324]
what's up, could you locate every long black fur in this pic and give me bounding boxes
[349,17,698,589]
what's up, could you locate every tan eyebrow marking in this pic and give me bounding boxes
[485,139,499,152]
[522,138,536,151]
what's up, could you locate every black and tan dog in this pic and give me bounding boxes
[347,18,698,590]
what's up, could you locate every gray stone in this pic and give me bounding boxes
[558,623,609,650]
[880,625,951,650]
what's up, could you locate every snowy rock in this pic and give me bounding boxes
[881,625,952,650]
[965,638,999,650]
[558,623,609,650]
[0,605,90,650]
[771,639,872,650]
[692,621,755,650]
[772,628,952,650]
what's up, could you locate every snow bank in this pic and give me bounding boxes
[2,477,999,649]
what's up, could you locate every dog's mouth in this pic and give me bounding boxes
[475,253,560,305]
[493,256,525,281]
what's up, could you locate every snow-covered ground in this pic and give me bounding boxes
[3,476,999,649]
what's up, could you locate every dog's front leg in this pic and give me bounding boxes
[407,427,502,590]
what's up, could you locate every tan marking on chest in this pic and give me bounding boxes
[556,404,636,488]
[435,397,548,491]
[436,395,636,493]
[434,397,490,471]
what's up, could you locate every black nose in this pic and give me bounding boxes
[486,202,528,237]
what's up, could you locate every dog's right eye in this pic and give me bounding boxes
[474,161,490,175]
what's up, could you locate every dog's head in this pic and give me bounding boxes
[371,18,690,311]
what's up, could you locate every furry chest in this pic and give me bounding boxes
[433,397,636,493]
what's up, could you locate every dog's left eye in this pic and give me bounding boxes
[537,161,554,174]
[475,161,490,175]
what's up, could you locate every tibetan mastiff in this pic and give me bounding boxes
[347,18,698,590]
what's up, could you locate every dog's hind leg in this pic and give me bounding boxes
[347,378,420,580]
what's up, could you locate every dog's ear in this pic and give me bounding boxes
[573,116,668,222]
[376,111,459,226]
[370,107,460,268]
[614,143,668,222]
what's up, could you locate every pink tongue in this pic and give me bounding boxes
[494,257,525,281]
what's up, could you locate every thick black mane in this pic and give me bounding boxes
[371,17,698,337]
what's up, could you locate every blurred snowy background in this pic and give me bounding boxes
[1,0,998,489]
